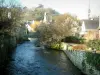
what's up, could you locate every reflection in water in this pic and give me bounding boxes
[8,41,84,75]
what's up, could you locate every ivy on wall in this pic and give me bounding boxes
[86,52,100,71]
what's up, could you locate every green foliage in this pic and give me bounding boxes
[0,0,23,31]
[32,7,59,21]
[64,36,85,44]
[68,45,73,50]
[50,43,60,50]
[32,8,45,21]
[23,5,59,21]
[0,1,28,73]
[87,40,100,51]
[0,33,16,70]
[86,52,100,71]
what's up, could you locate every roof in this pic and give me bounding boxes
[82,19,99,30]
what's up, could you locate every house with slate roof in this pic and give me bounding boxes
[80,19,99,41]
[79,0,100,41]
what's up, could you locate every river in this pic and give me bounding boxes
[7,40,85,75]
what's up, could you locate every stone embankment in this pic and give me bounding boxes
[61,43,100,75]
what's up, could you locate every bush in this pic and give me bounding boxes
[63,36,85,44]
[50,43,60,50]
[86,52,100,71]
[87,40,100,51]
[0,20,12,29]
[0,33,16,73]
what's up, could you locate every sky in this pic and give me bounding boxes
[19,0,100,19]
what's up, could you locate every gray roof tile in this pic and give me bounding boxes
[83,20,99,30]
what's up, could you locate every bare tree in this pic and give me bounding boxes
[36,14,80,46]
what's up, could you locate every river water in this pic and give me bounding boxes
[7,41,85,75]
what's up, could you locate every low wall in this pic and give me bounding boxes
[64,50,100,75]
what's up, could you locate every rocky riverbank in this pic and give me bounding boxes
[63,50,100,75]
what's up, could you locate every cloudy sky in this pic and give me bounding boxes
[19,0,100,19]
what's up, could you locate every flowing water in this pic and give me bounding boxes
[7,41,85,75]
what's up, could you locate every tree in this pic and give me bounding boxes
[0,0,24,36]
[36,14,80,46]
[32,7,45,21]
[37,4,44,8]
[23,4,60,21]
[54,14,80,36]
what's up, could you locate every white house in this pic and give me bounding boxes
[25,21,34,32]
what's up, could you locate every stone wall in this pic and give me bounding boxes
[64,50,100,75]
